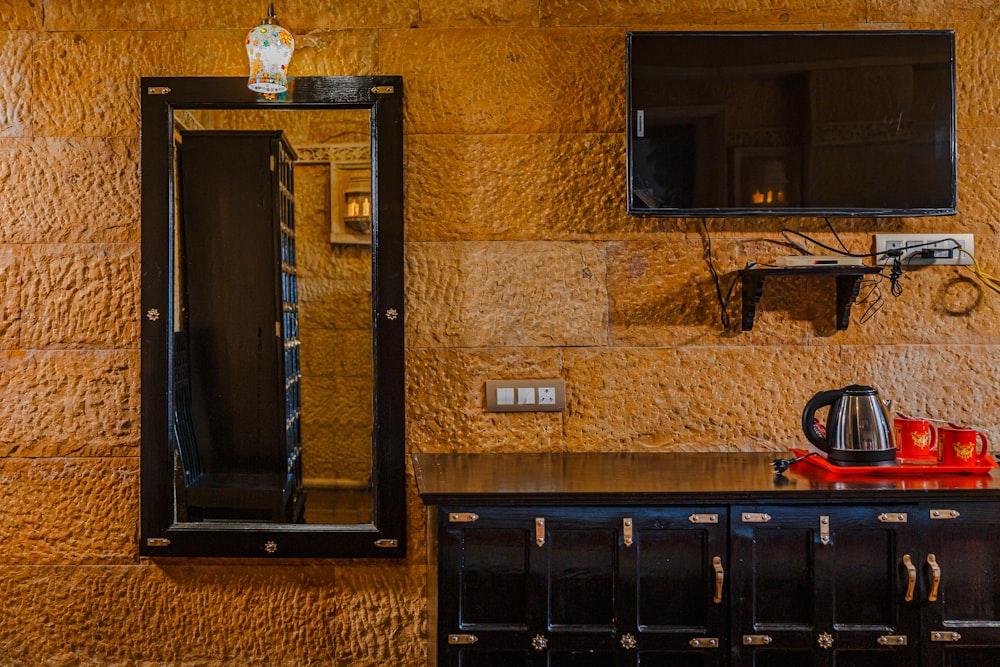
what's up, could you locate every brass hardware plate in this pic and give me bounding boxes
[689,513,719,523]
[878,635,908,646]
[623,518,633,547]
[448,512,479,523]
[146,537,171,547]
[147,86,171,95]
[371,85,395,94]
[374,539,399,548]
[712,556,724,604]
[742,512,771,523]
[903,554,916,602]
[931,631,961,642]
[743,635,773,645]
[878,512,908,523]
[448,634,478,645]
[535,517,545,547]
[689,637,719,648]
[930,509,960,520]
[927,554,941,602]
[819,515,831,545]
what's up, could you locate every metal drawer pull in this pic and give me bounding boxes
[743,635,773,645]
[689,637,719,648]
[927,554,941,602]
[902,554,916,602]
[712,556,724,603]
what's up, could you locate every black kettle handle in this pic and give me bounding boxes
[801,389,843,452]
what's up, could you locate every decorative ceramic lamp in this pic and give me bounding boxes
[246,3,294,94]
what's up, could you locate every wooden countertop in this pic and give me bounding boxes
[412,452,1000,504]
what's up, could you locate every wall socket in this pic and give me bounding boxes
[485,379,566,413]
[873,233,974,266]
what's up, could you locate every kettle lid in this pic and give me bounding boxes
[842,384,878,395]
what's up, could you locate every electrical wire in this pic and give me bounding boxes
[700,219,741,331]
[957,247,1000,296]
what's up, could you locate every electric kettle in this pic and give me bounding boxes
[801,385,897,466]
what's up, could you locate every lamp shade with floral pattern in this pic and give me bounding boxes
[246,4,294,94]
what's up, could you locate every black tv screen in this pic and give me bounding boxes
[627,31,957,217]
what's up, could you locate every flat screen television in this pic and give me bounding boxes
[627,30,957,217]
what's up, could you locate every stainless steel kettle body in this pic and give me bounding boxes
[801,385,897,466]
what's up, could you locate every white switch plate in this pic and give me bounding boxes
[486,379,566,412]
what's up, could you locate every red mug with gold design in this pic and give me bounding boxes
[938,425,990,467]
[894,417,937,462]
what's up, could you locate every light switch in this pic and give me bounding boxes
[496,387,515,405]
[517,387,536,405]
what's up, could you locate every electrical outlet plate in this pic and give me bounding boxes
[874,233,974,266]
[486,379,566,412]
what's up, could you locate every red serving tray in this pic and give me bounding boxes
[791,448,998,475]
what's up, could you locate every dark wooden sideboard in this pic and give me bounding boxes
[412,452,1000,667]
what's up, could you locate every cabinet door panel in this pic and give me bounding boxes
[549,527,617,628]
[548,650,617,666]
[750,525,816,627]
[635,650,717,666]
[453,650,534,667]
[460,527,531,626]
[935,646,1000,666]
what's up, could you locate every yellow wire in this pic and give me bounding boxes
[957,247,1000,295]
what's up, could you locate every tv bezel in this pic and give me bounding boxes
[625,30,958,218]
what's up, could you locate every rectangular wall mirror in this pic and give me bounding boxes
[140,77,405,558]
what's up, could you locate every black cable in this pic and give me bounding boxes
[700,218,741,331]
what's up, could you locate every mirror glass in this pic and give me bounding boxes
[141,77,405,558]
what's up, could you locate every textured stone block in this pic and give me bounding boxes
[0,350,139,457]
[413,0,540,27]
[540,0,865,26]
[956,23,1000,132]
[301,422,372,482]
[842,344,1000,435]
[333,563,427,666]
[302,375,373,429]
[0,457,137,564]
[407,133,626,241]
[32,31,183,137]
[407,347,564,453]
[562,346,844,450]
[18,244,139,349]
[406,241,607,348]
[957,130,1000,224]
[301,327,372,378]
[0,137,139,243]
[869,0,999,23]
[0,31,30,136]
[0,246,20,348]
[381,28,623,134]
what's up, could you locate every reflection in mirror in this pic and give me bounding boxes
[140,76,405,558]
[172,109,374,525]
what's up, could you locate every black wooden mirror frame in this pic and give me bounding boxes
[139,76,406,558]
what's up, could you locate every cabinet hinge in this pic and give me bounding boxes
[819,515,831,545]
[931,631,962,642]
[145,537,171,547]
[877,635,907,646]
[535,517,545,547]
[878,512,908,523]
[742,512,771,523]
[689,637,719,648]
[930,509,960,520]
[447,634,478,645]
[743,634,773,645]
[371,85,395,94]
[374,539,398,548]
[146,86,171,95]
[623,517,633,547]
[689,513,719,524]
[448,512,479,523]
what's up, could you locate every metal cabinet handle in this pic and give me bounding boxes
[927,554,941,602]
[712,556,724,604]
[902,554,916,602]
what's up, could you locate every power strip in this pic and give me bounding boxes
[874,233,974,266]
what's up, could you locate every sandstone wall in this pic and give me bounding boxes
[2,0,999,664]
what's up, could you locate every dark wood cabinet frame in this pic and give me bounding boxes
[140,76,406,558]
